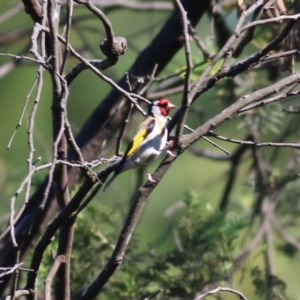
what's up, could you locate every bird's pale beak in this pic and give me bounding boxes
[167,103,176,109]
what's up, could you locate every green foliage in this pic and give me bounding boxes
[274,177,300,226]
[130,193,246,299]
[64,192,247,299]
[251,267,289,300]
[70,203,122,293]
[238,103,285,135]
[277,242,298,258]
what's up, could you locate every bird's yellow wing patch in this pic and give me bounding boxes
[124,118,155,158]
[126,128,148,157]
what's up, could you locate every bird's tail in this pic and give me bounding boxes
[103,173,117,192]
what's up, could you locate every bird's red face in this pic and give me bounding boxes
[153,98,176,117]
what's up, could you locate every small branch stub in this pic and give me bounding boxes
[100,36,127,57]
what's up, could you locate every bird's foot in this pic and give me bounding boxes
[146,173,156,183]
[166,149,176,157]
[162,140,176,157]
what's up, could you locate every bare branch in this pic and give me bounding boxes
[21,0,42,23]
[65,59,118,85]
[173,0,193,148]
[0,264,23,279]
[74,0,115,46]
[74,0,127,60]
[89,0,172,10]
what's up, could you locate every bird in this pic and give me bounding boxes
[103,98,176,191]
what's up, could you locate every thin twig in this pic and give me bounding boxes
[194,286,248,300]
[19,39,46,237]
[282,107,300,114]
[240,12,300,33]
[202,136,230,155]
[264,206,275,300]
[64,117,85,163]
[259,49,300,63]
[65,59,118,85]
[0,3,23,23]
[189,146,230,160]
[238,83,299,113]
[188,23,212,60]
[44,255,66,300]
[36,23,143,112]
[173,0,193,148]
[76,184,102,215]
[189,0,264,102]
[272,217,300,250]
[219,140,250,210]
[6,76,38,149]
[208,132,300,149]
[88,0,172,10]
[60,0,74,74]
[114,73,134,156]
[144,289,162,300]
[234,193,280,267]
[74,0,114,46]
[0,263,23,279]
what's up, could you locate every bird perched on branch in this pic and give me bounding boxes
[103,98,176,191]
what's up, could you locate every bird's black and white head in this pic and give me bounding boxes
[148,99,176,119]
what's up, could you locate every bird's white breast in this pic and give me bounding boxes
[132,117,167,167]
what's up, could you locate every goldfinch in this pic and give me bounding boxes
[103,98,176,191]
